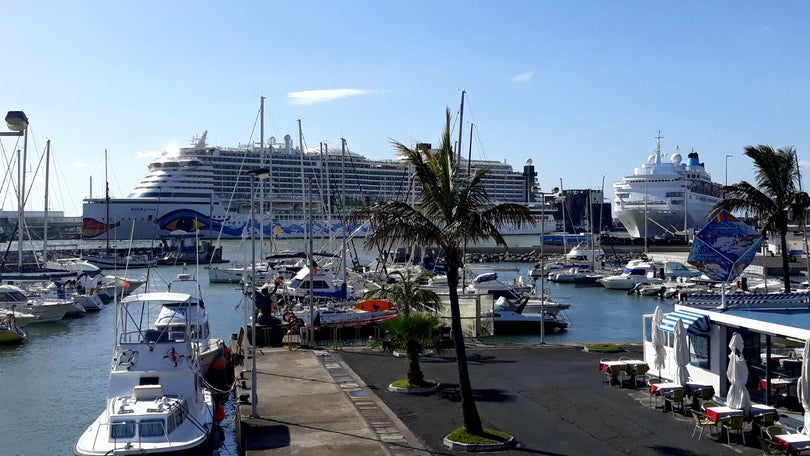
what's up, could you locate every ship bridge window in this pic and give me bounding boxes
[139,419,166,437]
[616,193,629,198]
[110,420,136,439]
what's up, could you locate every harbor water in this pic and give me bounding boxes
[0,238,670,455]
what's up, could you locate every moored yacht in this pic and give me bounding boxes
[74,290,215,455]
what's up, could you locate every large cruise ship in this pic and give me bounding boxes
[612,133,723,239]
[82,132,544,240]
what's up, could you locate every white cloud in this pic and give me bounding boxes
[512,72,534,83]
[287,89,375,105]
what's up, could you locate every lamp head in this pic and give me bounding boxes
[5,111,28,132]
[550,187,560,194]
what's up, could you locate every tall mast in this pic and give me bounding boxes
[457,89,465,167]
[298,119,306,244]
[105,149,110,253]
[259,96,265,256]
[466,123,474,176]
[42,140,51,262]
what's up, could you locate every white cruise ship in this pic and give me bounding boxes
[612,133,722,239]
[83,132,544,240]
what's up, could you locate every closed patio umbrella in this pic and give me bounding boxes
[674,318,689,386]
[726,332,751,412]
[651,306,666,380]
[797,338,810,435]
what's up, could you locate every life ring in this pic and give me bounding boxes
[164,347,186,367]
[282,310,293,323]
[119,350,138,367]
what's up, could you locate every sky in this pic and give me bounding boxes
[3,1,810,216]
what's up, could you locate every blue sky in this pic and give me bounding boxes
[3,1,810,216]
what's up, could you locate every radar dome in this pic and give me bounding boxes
[670,153,682,165]
[525,158,533,166]
[647,154,657,164]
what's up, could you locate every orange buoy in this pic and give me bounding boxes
[211,355,228,371]
[214,403,226,422]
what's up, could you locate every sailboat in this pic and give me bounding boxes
[82,150,157,269]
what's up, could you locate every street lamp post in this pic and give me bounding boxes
[531,185,559,344]
[247,167,269,419]
[0,112,28,271]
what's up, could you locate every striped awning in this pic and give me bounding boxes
[659,309,711,335]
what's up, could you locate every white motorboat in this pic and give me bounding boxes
[206,262,273,284]
[598,259,663,290]
[74,289,216,455]
[489,297,568,335]
[612,132,722,239]
[0,284,80,323]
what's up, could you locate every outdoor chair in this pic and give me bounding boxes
[757,413,778,438]
[635,364,649,385]
[648,378,662,407]
[722,414,746,445]
[765,425,786,439]
[758,436,784,455]
[691,410,715,440]
[701,400,718,411]
[664,389,685,415]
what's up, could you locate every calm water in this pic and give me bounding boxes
[0,238,669,455]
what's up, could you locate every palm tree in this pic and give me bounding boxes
[364,269,442,316]
[711,145,810,292]
[347,108,536,436]
[378,312,444,386]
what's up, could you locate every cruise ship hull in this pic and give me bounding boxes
[614,199,717,239]
[82,197,369,240]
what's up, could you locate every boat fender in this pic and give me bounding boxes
[119,350,138,367]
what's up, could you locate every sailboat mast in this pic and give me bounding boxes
[259,96,265,255]
[457,89,465,166]
[43,140,51,262]
[467,123,474,176]
[341,138,347,286]
[105,149,110,253]
[298,119,306,243]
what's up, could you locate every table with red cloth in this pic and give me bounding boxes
[759,377,798,396]
[649,382,683,395]
[773,433,810,455]
[704,406,743,424]
[599,360,648,387]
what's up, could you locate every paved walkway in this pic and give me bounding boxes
[237,346,429,455]
[239,343,776,455]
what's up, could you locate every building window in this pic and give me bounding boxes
[690,335,710,369]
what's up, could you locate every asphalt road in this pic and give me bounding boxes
[335,343,766,455]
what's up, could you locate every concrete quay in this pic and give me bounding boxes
[235,345,429,455]
[238,343,773,455]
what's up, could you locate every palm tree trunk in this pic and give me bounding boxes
[445,249,484,435]
[780,229,792,293]
[407,341,424,385]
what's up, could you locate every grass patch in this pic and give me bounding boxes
[584,343,624,353]
[445,427,512,445]
[391,379,438,389]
